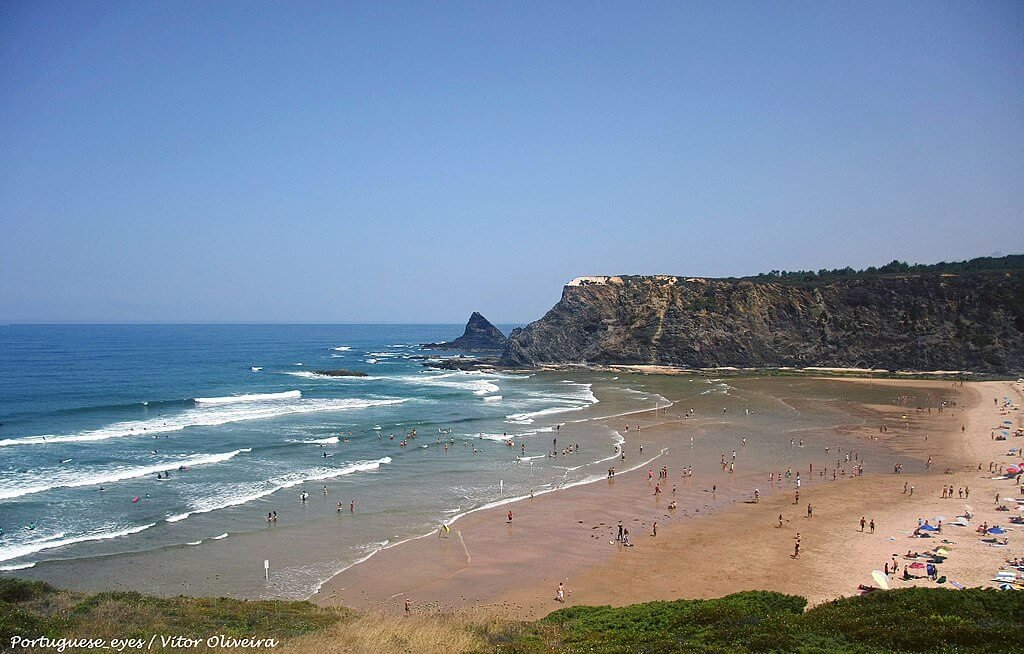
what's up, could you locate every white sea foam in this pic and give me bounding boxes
[212,533,229,540]
[0,524,156,564]
[195,390,301,405]
[292,436,339,445]
[164,457,392,524]
[700,383,732,395]
[477,433,515,442]
[0,449,248,500]
[332,346,352,351]
[0,562,36,571]
[505,405,588,425]
[397,371,500,396]
[0,398,407,448]
[483,395,503,402]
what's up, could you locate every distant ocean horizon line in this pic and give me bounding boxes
[1,321,527,327]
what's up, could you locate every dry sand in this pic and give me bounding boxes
[315,379,1024,619]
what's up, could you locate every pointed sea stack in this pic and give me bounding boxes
[424,312,508,352]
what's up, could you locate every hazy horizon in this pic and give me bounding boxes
[3,3,1022,324]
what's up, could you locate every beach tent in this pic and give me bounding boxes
[871,570,890,590]
[920,524,939,531]
[988,527,1006,535]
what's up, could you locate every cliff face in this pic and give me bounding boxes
[424,312,508,352]
[501,273,1024,374]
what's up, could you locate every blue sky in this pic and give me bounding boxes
[2,2,1022,323]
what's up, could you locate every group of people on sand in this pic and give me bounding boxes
[615,522,631,545]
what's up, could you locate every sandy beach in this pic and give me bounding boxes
[316,377,1024,619]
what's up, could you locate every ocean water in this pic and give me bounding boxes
[0,325,952,599]
[0,325,662,594]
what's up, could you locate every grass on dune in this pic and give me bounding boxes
[3,578,1023,653]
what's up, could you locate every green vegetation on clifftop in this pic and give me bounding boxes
[2,579,1022,653]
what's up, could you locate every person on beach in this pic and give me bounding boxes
[870,519,875,533]
[860,516,866,532]
[617,523,624,541]
[807,504,813,518]
[652,521,658,537]
[778,514,783,528]
[404,599,414,615]
[350,501,355,512]
[555,582,565,603]
[507,510,514,523]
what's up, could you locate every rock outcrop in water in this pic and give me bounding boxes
[312,369,369,377]
[500,270,1024,374]
[424,312,508,352]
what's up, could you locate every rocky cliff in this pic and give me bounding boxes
[500,272,1024,374]
[424,312,508,352]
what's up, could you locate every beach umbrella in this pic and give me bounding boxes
[989,527,1006,534]
[871,570,890,590]
[920,524,939,531]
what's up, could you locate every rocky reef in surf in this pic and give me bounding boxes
[423,312,508,352]
[311,369,369,377]
[500,256,1024,375]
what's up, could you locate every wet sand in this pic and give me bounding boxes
[316,378,1024,618]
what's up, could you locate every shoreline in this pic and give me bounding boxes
[314,377,1023,618]
[305,400,679,597]
[452,359,1016,380]
[8,374,1020,617]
